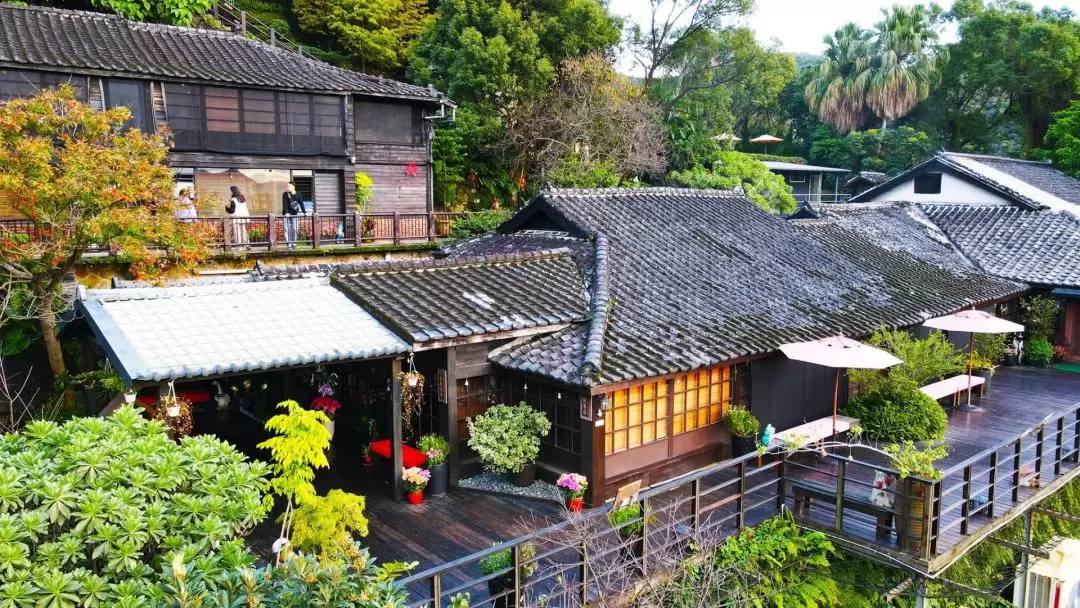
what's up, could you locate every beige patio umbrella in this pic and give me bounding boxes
[779,334,903,435]
[750,134,783,153]
[923,309,1024,412]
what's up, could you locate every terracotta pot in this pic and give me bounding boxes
[514,463,537,487]
[566,496,584,512]
[406,491,423,505]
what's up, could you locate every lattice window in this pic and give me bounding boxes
[672,365,734,435]
[604,380,668,455]
[456,374,502,441]
[204,87,240,132]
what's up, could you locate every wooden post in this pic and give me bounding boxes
[221,217,230,252]
[1056,417,1065,476]
[776,452,786,513]
[690,478,701,537]
[640,499,649,577]
[354,211,363,248]
[266,213,275,249]
[1074,409,1080,463]
[987,451,998,518]
[393,211,401,244]
[428,211,436,242]
[1012,438,1022,502]
[239,10,247,35]
[270,28,276,46]
[445,347,459,487]
[1035,426,1045,482]
[961,465,972,535]
[430,573,442,608]
[737,460,747,530]
[929,481,941,556]
[391,357,404,501]
[834,459,846,530]
[512,544,522,608]
[578,535,589,605]
[312,215,321,249]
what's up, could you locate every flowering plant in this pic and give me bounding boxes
[418,434,450,466]
[556,473,588,499]
[402,466,430,493]
[310,396,342,418]
[318,384,335,397]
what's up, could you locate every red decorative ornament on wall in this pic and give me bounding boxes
[404,162,419,177]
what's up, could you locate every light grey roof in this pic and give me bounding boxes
[78,278,409,384]
[762,161,849,173]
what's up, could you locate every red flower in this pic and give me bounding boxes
[311,396,341,415]
[404,162,419,177]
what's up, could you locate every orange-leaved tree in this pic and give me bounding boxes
[0,86,210,400]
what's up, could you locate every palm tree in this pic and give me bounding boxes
[866,4,943,129]
[804,23,873,133]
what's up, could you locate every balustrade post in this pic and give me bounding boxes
[776,452,787,513]
[737,461,747,530]
[639,499,649,577]
[987,451,998,518]
[266,213,275,249]
[239,10,247,35]
[923,482,938,560]
[429,573,442,608]
[1056,417,1065,476]
[393,211,401,244]
[269,28,276,46]
[312,215,320,249]
[1074,409,1080,463]
[221,217,229,253]
[834,459,846,530]
[1035,426,1045,483]
[428,212,436,242]
[1013,438,1023,502]
[578,536,589,605]
[354,211,363,248]
[690,478,701,537]
[961,465,972,535]
[512,544,522,608]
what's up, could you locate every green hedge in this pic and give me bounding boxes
[842,384,947,443]
[1024,336,1054,366]
[745,153,807,164]
[449,208,513,240]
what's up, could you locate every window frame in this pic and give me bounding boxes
[913,172,943,194]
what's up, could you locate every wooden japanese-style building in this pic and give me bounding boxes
[0,4,452,233]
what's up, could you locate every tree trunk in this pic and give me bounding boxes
[36,294,73,407]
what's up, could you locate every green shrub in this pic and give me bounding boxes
[1020,295,1060,339]
[548,153,623,188]
[478,542,537,577]
[467,402,551,474]
[608,503,644,539]
[842,382,947,442]
[724,405,759,437]
[745,153,807,164]
[418,433,451,465]
[0,405,270,603]
[667,151,797,214]
[449,208,513,240]
[848,327,965,390]
[973,332,1008,370]
[289,489,370,560]
[1024,336,1055,367]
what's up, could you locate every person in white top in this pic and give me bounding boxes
[175,187,197,221]
[226,185,250,247]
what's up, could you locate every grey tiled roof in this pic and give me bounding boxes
[961,154,1080,205]
[0,4,443,100]
[77,278,409,384]
[491,188,1023,387]
[333,251,590,343]
[921,204,1080,288]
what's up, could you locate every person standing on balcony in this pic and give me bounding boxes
[226,185,250,248]
[175,187,197,221]
[282,182,305,248]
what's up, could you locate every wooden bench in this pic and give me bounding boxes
[791,479,895,537]
[919,374,986,408]
[770,415,859,448]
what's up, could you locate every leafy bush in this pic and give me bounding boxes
[667,151,797,214]
[608,503,643,538]
[724,405,759,437]
[478,542,537,577]
[467,403,551,474]
[745,153,807,164]
[1020,295,1060,339]
[354,171,374,213]
[883,442,949,480]
[0,405,270,603]
[449,208,513,240]
[848,327,965,390]
[548,153,623,188]
[842,381,947,442]
[418,433,451,466]
[973,332,1008,370]
[155,542,413,607]
[1024,336,1055,367]
[289,489,369,560]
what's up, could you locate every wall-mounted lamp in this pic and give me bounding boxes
[597,394,609,415]
[123,392,137,404]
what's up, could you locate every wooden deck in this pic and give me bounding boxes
[785,366,1080,574]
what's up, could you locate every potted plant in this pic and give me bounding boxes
[467,402,552,487]
[724,405,759,457]
[418,434,451,496]
[479,542,536,608]
[310,387,341,439]
[883,442,947,553]
[402,466,430,505]
[608,502,647,563]
[556,473,588,512]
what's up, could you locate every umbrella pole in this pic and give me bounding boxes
[967,333,975,408]
[832,368,840,437]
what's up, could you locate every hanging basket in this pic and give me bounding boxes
[156,391,193,439]
[398,370,425,444]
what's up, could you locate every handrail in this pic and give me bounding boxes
[940,405,1079,477]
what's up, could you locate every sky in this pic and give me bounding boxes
[608,0,1080,64]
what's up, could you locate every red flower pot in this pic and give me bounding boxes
[406,491,424,505]
[567,496,584,512]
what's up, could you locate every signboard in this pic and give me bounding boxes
[612,480,642,510]
[435,369,448,404]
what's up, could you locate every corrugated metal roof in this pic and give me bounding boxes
[78,278,409,384]
[762,161,850,173]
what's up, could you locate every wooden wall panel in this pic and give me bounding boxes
[353,144,429,163]
[356,162,430,214]
[749,354,837,432]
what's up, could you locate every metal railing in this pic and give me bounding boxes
[0,212,472,255]
[792,193,852,204]
[210,1,311,58]
[395,405,1080,606]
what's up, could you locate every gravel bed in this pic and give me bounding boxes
[458,472,563,503]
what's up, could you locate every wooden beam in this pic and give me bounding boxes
[986,536,1050,559]
[410,323,575,352]
[1034,506,1080,525]
[391,356,404,502]
[445,347,459,487]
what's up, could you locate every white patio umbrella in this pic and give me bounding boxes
[923,309,1024,412]
[779,334,904,435]
[750,134,783,153]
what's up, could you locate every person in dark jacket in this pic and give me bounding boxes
[282,182,306,248]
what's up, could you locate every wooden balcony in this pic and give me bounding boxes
[0,212,471,256]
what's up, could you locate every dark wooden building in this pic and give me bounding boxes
[0,4,451,221]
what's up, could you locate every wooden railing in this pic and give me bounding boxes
[396,405,1080,606]
[0,212,471,255]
